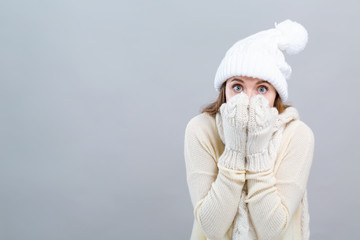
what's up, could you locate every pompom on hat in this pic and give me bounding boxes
[214,19,308,102]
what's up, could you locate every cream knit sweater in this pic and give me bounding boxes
[184,107,314,240]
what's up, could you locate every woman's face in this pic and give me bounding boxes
[225,76,277,107]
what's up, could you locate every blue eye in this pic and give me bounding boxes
[258,86,268,94]
[233,85,243,92]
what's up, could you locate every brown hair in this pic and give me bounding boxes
[201,81,291,117]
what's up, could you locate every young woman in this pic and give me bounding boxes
[184,20,315,240]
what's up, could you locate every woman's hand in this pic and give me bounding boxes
[246,94,279,172]
[216,92,249,170]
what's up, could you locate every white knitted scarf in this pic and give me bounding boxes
[219,106,303,239]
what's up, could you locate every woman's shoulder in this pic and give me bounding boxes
[283,119,315,144]
[185,112,217,136]
[184,112,224,153]
[185,112,224,161]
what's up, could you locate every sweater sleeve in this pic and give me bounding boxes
[184,115,246,240]
[245,120,315,240]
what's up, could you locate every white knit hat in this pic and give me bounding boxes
[214,19,308,102]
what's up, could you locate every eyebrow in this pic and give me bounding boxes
[231,78,244,83]
[257,80,270,85]
[230,78,270,85]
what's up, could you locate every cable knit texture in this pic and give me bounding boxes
[246,95,279,172]
[184,106,314,240]
[216,92,249,170]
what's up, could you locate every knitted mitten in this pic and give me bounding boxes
[246,94,279,172]
[216,92,249,170]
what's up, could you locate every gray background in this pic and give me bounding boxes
[0,0,359,239]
